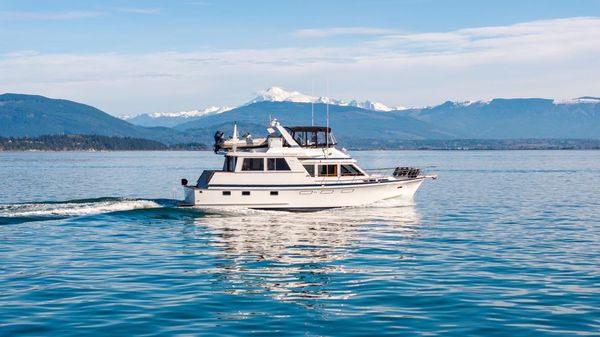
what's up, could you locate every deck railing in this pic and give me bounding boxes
[363,166,436,179]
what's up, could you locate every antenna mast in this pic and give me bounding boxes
[311,82,314,126]
[326,80,330,149]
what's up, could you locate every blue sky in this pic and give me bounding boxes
[2,0,600,115]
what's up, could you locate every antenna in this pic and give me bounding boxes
[326,80,330,150]
[311,81,314,126]
[232,121,238,152]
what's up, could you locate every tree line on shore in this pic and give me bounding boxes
[0,135,208,151]
[337,138,600,150]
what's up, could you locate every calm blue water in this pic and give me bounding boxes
[1,151,599,336]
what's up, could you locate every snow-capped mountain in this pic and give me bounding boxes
[124,86,600,129]
[248,87,315,104]
[553,96,600,105]
[247,86,394,112]
[124,106,233,127]
[348,100,393,112]
[125,86,401,127]
[443,96,600,108]
[453,100,491,107]
[125,106,232,120]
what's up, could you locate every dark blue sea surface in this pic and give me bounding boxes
[1,151,599,336]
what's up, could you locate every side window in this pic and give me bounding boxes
[303,164,315,177]
[318,164,338,177]
[224,157,237,172]
[267,158,291,171]
[341,164,364,176]
[241,158,264,171]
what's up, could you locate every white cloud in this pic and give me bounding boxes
[369,16,600,61]
[294,27,400,38]
[1,17,600,115]
[0,10,103,21]
[114,8,162,14]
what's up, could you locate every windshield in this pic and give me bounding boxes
[288,129,336,148]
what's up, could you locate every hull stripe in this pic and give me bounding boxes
[201,178,422,189]
[252,207,336,212]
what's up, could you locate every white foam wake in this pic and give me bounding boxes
[0,199,161,218]
[360,197,415,208]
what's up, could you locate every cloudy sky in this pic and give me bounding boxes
[1,0,600,116]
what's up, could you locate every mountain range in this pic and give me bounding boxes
[401,97,600,139]
[124,106,234,128]
[0,93,203,144]
[1,88,599,149]
[125,86,399,128]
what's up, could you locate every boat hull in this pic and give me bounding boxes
[182,178,425,211]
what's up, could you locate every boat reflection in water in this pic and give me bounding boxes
[192,203,421,305]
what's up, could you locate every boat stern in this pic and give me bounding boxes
[182,186,197,206]
[180,177,200,206]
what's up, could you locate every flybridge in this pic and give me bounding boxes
[213,120,337,153]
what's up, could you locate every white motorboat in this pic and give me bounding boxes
[181,119,436,211]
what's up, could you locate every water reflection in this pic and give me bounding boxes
[193,205,421,304]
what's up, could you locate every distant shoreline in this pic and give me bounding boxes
[0,148,600,153]
[338,138,600,151]
[2,134,600,151]
[0,135,208,152]
[3,148,600,152]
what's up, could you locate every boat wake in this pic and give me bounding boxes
[0,197,178,225]
[363,197,416,208]
[1,196,417,225]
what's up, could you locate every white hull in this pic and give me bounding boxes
[183,177,425,211]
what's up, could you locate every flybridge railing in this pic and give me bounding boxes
[363,166,437,179]
[363,167,397,178]
[316,165,437,185]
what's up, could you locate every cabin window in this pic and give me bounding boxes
[267,158,291,171]
[341,164,364,176]
[222,191,231,196]
[318,164,338,177]
[303,164,315,177]
[242,191,251,196]
[241,158,264,171]
[270,191,279,196]
[224,157,237,172]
